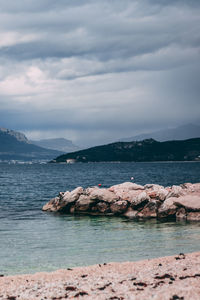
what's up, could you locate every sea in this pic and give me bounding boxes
[0,161,200,275]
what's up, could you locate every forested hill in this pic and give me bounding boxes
[52,138,200,163]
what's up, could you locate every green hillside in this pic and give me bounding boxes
[53,138,200,163]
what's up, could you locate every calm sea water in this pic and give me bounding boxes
[0,162,200,275]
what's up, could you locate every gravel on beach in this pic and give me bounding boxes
[0,251,200,300]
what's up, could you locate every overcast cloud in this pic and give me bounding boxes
[0,0,199,146]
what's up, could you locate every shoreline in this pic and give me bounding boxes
[1,252,200,299]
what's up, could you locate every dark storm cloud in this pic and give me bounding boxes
[0,0,199,146]
[0,0,88,13]
[148,0,200,6]
[0,0,199,64]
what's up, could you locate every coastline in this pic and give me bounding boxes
[1,252,200,299]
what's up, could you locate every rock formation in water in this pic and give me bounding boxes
[42,182,200,221]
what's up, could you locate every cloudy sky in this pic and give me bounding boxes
[0,0,199,147]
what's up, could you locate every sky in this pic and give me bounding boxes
[0,0,200,147]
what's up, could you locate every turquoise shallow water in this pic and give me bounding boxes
[0,162,200,275]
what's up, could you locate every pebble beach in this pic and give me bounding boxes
[0,251,200,300]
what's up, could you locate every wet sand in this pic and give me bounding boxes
[0,251,200,299]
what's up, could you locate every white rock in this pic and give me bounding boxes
[167,185,185,198]
[130,191,150,208]
[144,184,164,190]
[75,195,94,212]
[174,195,200,211]
[88,187,119,203]
[109,182,144,192]
[62,187,84,204]
[157,188,169,201]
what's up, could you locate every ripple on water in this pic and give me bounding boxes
[0,162,200,275]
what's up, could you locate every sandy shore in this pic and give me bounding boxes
[0,252,200,300]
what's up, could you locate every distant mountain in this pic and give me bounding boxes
[0,127,29,143]
[31,138,79,153]
[0,128,63,161]
[52,138,200,163]
[120,124,200,142]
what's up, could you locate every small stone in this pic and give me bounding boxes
[110,201,128,214]
[176,207,186,221]
[130,191,150,209]
[187,212,200,221]
[123,207,138,219]
[96,202,110,213]
[88,187,119,203]
[137,200,160,218]
[75,195,94,212]
[157,197,177,219]
[167,185,184,198]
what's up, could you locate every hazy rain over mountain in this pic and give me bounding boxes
[0,0,200,147]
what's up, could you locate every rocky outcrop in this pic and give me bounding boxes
[42,182,200,221]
